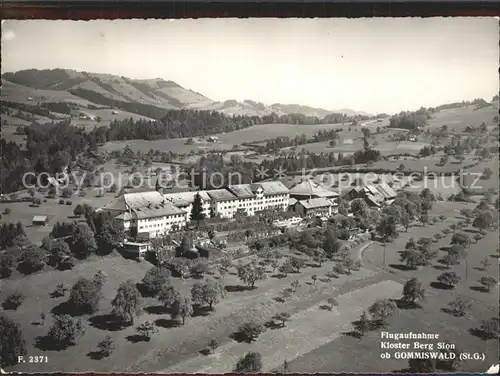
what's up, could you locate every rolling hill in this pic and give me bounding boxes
[1,69,370,120]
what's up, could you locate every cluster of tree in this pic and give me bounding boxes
[388,108,431,131]
[1,100,54,119]
[188,153,256,189]
[258,151,355,176]
[261,129,341,152]
[0,222,28,250]
[1,120,92,193]
[399,237,437,269]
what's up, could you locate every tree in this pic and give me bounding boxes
[473,211,494,231]
[208,339,219,354]
[478,318,499,339]
[400,249,427,269]
[0,314,27,366]
[481,167,493,180]
[111,280,142,324]
[479,257,491,271]
[354,310,370,336]
[377,215,398,242]
[0,250,16,278]
[322,228,341,258]
[479,276,498,292]
[47,315,85,347]
[171,295,193,325]
[71,223,97,259]
[234,352,262,373]
[237,261,267,289]
[327,297,339,311]
[451,232,470,248]
[190,193,205,227]
[189,261,209,278]
[273,312,291,327]
[237,322,265,342]
[442,253,461,268]
[473,234,483,243]
[3,292,25,310]
[158,284,180,308]
[437,272,461,288]
[351,199,369,218]
[97,335,115,357]
[402,278,425,305]
[136,321,158,341]
[368,299,397,327]
[68,277,103,314]
[311,274,317,285]
[291,279,300,292]
[141,266,171,297]
[343,256,355,274]
[447,297,472,317]
[278,258,294,276]
[313,249,327,267]
[73,204,84,217]
[290,257,305,273]
[191,278,224,310]
[17,246,45,274]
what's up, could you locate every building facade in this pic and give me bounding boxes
[99,191,187,239]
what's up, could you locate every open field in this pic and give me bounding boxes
[2,240,383,373]
[427,105,499,131]
[99,122,347,154]
[0,190,116,244]
[284,200,499,373]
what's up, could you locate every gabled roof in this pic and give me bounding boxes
[32,215,48,221]
[365,194,383,207]
[288,198,298,206]
[251,181,289,195]
[289,179,338,198]
[378,182,397,198]
[163,191,211,204]
[207,189,237,201]
[132,202,186,219]
[297,198,333,209]
[227,184,256,199]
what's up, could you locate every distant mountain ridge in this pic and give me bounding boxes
[1,69,371,117]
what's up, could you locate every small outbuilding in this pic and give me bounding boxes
[32,215,49,226]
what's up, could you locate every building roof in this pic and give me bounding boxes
[365,195,383,207]
[227,184,256,199]
[163,191,211,204]
[289,179,338,198]
[288,198,298,206]
[102,191,186,219]
[297,198,333,209]
[255,181,289,195]
[377,182,397,198]
[207,189,237,201]
[102,191,167,212]
[32,215,48,222]
[163,196,191,207]
[132,201,186,219]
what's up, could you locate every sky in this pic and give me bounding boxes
[1,18,498,114]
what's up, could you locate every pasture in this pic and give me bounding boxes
[3,240,385,373]
[426,105,498,132]
[284,200,499,373]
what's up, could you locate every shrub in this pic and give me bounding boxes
[234,352,262,372]
[65,200,72,206]
[3,292,25,310]
[97,335,115,357]
[58,199,65,205]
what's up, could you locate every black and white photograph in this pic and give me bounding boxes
[0,17,499,373]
